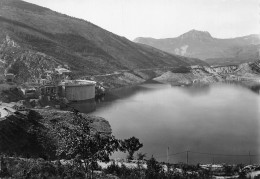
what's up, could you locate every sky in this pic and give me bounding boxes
[23,0,260,40]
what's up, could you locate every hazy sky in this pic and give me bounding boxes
[24,0,259,40]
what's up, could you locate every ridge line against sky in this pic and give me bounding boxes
[23,0,260,40]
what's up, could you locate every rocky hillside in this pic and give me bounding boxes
[154,65,223,85]
[0,35,60,83]
[154,60,260,85]
[0,0,206,83]
[134,30,260,65]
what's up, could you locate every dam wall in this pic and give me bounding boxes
[60,80,96,101]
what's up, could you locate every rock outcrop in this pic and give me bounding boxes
[154,65,223,85]
[154,61,260,85]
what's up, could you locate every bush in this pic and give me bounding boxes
[1,157,86,179]
[145,156,164,179]
[104,162,143,179]
[104,162,122,176]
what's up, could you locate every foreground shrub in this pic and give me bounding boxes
[1,157,87,179]
[104,162,144,179]
[145,156,164,179]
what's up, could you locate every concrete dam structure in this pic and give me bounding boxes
[60,80,96,101]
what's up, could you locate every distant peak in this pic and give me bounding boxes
[179,29,213,40]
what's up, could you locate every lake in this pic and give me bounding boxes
[89,82,260,164]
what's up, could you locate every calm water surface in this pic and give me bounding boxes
[89,83,260,164]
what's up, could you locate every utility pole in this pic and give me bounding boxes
[167,147,169,163]
[167,147,170,174]
[249,151,252,165]
[186,150,189,165]
[210,152,215,164]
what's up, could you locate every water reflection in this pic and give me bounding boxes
[223,81,260,95]
[69,99,96,113]
[89,83,260,164]
[173,84,211,96]
[95,83,168,107]
[171,82,260,96]
[249,85,260,94]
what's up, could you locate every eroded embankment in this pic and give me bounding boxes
[154,61,260,85]
[154,66,223,85]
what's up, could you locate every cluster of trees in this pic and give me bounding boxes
[55,111,144,178]
[0,110,145,178]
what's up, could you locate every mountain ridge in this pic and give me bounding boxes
[134,30,260,65]
[0,0,206,83]
[134,30,259,42]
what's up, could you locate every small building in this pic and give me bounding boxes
[59,80,96,102]
[41,85,57,95]
[53,67,71,81]
[5,73,15,83]
[19,87,37,98]
[1,102,27,113]
[12,103,27,111]
[55,67,71,75]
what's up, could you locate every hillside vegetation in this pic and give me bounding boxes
[0,109,111,159]
[0,0,205,83]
